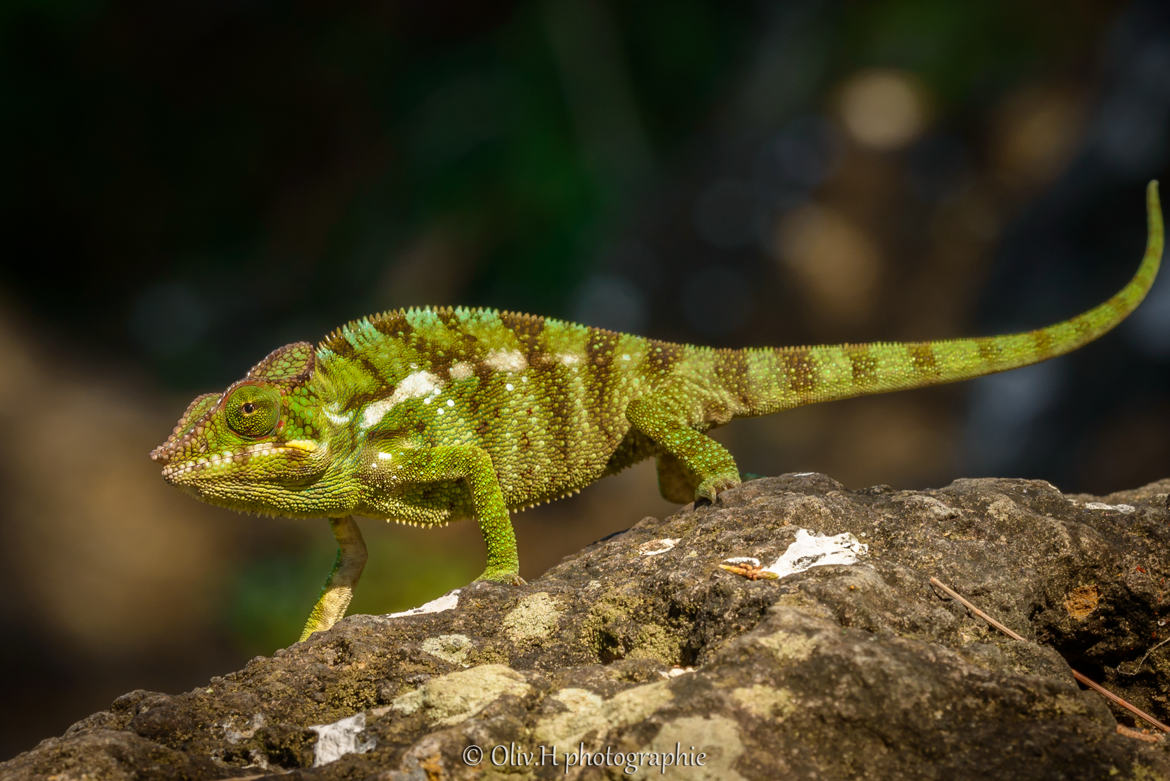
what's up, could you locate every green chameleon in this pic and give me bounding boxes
[152,182,1163,641]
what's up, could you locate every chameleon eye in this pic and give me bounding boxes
[224,384,280,437]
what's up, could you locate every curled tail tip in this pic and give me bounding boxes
[1145,178,1164,267]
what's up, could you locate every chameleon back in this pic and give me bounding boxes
[313,307,688,510]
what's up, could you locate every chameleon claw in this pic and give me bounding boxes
[695,474,742,505]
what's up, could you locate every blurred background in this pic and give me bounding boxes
[3,0,1170,759]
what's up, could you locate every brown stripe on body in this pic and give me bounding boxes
[906,343,939,379]
[326,334,358,360]
[780,350,818,400]
[499,310,547,364]
[1031,329,1054,359]
[369,310,413,342]
[434,308,460,330]
[545,368,578,465]
[712,348,752,419]
[976,337,1000,364]
[845,345,879,389]
[645,339,683,378]
[585,328,622,445]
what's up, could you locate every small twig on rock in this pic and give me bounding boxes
[929,576,1169,736]
[1129,636,1170,675]
[1117,724,1165,743]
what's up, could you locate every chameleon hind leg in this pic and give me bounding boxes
[627,393,741,503]
[299,515,367,641]
[655,453,699,504]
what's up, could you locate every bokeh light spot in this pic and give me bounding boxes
[838,69,928,150]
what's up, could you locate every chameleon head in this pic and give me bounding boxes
[150,341,331,515]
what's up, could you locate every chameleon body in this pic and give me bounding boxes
[152,183,1163,641]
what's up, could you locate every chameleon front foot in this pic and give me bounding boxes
[299,516,367,642]
[474,568,527,586]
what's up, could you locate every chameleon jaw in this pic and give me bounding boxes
[159,440,319,483]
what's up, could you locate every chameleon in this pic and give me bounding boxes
[152,182,1163,642]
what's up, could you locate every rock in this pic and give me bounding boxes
[4,474,1168,779]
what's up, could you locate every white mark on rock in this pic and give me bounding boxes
[485,349,528,373]
[638,538,680,557]
[791,472,817,478]
[658,666,695,678]
[361,371,443,428]
[386,589,461,619]
[722,556,761,567]
[309,712,375,767]
[732,529,868,579]
[1084,502,1136,513]
[223,713,265,744]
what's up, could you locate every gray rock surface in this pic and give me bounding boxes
[4,474,1169,779]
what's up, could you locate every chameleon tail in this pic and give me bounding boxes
[733,180,1163,415]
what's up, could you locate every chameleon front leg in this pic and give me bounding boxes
[627,393,741,503]
[299,515,367,641]
[384,445,524,584]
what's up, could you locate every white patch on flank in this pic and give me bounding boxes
[387,588,461,619]
[376,452,393,462]
[324,402,352,426]
[361,371,443,428]
[505,382,514,391]
[485,349,528,373]
[309,712,375,767]
[753,529,868,579]
[638,538,679,557]
[1084,502,1136,513]
[449,361,474,380]
[558,353,581,366]
[446,399,454,407]
[622,353,631,361]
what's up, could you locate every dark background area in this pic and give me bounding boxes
[3,0,1170,760]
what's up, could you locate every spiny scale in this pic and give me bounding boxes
[152,182,1163,642]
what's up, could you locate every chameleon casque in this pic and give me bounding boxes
[152,183,1163,642]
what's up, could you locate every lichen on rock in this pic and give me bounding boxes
[3,473,1168,779]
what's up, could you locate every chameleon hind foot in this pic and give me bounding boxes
[695,472,741,504]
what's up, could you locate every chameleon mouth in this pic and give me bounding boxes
[159,439,321,482]
[159,442,290,482]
